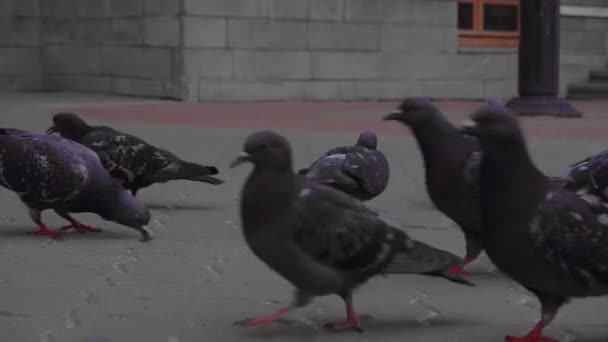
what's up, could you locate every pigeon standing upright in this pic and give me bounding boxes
[383,97,483,275]
[298,131,390,201]
[47,112,224,196]
[230,130,473,331]
[0,129,151,240]
[462,105,608,342]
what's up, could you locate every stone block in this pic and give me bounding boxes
[12,0,40,17]
[102,46,173,80]
[420,80,484,99]
[108,0,144,17]
[380,25,456,52]
[72,19,111,43]
[308,23,379,51]
[144,17,180,46]
[184,17,227,48]
[41,19,73,44]
[411,0,457,26]
[561,31,606,55]
[344,0,412,24]
[267,0,309,19]
[484,79,517,99]
[44,75,111,93]
[40,0,77,18]
[228,19,307,49]
[1,17,40,46]
[0,76,41,91]
[233,50,310,80]
[184,0,267,17]
[0,48,41,76]
[184,49,233,79]
[76,0,109,18]
[352,80,422,100]
[43,45,102,75]
[583,18,608,32]
[381,52,516,81]
[145,0,180,15]
[311,52,382,79]
[198,80,304,101]
[109,18,144,45]
[112,77,168,98]
[310,0,343,21]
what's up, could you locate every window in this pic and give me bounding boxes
[458,0,520,48]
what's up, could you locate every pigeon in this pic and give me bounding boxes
[230,130,473,331]
[0,128,151,240]
[298,131,390,201]
[561,149,608,195]
[47,112,224,196]
[383,97,483,275]
[461,105,608,342]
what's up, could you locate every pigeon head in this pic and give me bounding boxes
[356,131,377,149]
[461,105,523,143]
[383,97,440,126]
[47,112,91,140]
[230,131,292,171]
[102,188,152,238]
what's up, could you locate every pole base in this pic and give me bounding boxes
[506,96,582,118]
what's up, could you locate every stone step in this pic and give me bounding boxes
[568,82,608,99]
[589,69,608,83]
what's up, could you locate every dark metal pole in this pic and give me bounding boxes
[506,0,582,117]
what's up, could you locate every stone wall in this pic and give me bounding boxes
[0,0,607,101]
[0,0,42,91]
[560,7,608,94]
[39,0,184,99]
[183,0,519,101]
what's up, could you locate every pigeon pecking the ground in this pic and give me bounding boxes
[230,130,473,332]
[0,128,151,240]
[297,131,390,201]
[461,105,608,342]
[383,97,484,275]
[47,112,224,196]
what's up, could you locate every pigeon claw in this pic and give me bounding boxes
[60,222,103,233]
[234,307,290,327]
[324,319,363,333]
[31,224,63,239]
[505,335,557,342]
[448,264,473,276]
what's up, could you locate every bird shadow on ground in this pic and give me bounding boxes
[235,316,478,339]
[145,202,222,212]
[0,225,136,241]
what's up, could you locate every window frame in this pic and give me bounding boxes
[458,0,521,49]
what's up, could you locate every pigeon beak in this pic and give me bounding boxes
[460,120,479,136]
[46,126,57,134]
[230,152,252,168]
[383,110,402,121]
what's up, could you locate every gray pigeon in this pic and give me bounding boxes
[47,112,224,196]
[384,97,483,275]
[298,131,390,201]
[462,106,608,341]
[0,128,151,240]
[230,130,473,331]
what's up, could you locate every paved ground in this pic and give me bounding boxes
[1,92,608,342]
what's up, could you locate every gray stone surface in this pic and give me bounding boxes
[227,19,307,49]
[308,22,379,51]
[0,0,606,100]
[144,17,180,47]
[0,93,607,341]
[184,17,227,48]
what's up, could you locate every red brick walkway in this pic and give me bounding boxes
[57,100,608,141]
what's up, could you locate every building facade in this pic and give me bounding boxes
[0,0,606,101]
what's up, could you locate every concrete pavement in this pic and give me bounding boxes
[0,92,607,341]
